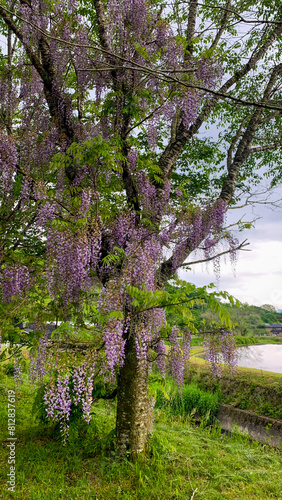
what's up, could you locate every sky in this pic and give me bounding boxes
[180,188,282,310]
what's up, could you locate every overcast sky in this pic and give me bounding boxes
[180,189,282,310]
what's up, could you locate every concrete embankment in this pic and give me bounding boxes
[217,404,282,448]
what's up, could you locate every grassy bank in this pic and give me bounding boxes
[236,336,282,346]
[190,335,282,347]
[186,359,282,420]
[1,373,282,499]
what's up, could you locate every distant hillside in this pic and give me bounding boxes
[165,290,282,336]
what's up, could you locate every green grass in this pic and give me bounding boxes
[253,337,282,344]
[155,382,219,425]
[190,337,203,347]
[1,373,282,499]
[186,362,282,419]
[190,335,282,348]
[236,336,282,346]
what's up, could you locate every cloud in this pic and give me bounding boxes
[180,224,282,309]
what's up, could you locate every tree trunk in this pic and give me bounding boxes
[116,335,149,459]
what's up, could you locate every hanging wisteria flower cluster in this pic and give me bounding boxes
[46,224,101,306]
[13,356,23,386]
[0,133,17,195]
[0,264,30,303]
[43,360,96,443]
[167,327,191,387]
[203,329,238,378]
[29,327,49,384]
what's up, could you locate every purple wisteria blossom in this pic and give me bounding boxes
[103,320,126,375]
[46,226,101,306]
[0,133,17,194]
[14,357,23,386]
[29,329,49,383]
[203,329,238,377]
[1,264,30,303]
[43,359,97,443]
[44,373,72,443]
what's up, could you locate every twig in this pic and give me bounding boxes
[187,463,198,499]
[180,240,250,268]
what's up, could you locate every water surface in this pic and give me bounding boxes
[237,344,282,374]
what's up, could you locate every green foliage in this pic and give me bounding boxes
[155,382,219,425]
[171,137,226,201]
[32,384,52,425]
[167,292,282,337]
[164,280,240,333]
[3,361,15,376]
[235,336,257,345]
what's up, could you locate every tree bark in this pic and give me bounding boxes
[116,335,149,459]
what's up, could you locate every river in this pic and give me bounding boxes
[237,344,282,374]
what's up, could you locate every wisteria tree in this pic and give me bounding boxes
[0,0,282,456]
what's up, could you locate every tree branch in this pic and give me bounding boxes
[209,0,231,50]
[1,5,282,112]
[92,0,111,52]
[196,2,282,25]
[219,63,282,204]
[0,4,75,158]
[227,114,250,171]
[0,5,46,77]
[157,20,282,183]
[185,0,198,61]
[132,297,199,318]
[258,111,281,125]
[249,141,282,153]
[180,240,250,268]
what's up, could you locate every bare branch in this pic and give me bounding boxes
[209,0,232,50]
[196,2,282,25]
[127,95,172,135]
[249,141,282,153]
[181,240,250,268]
[258,111,281,125]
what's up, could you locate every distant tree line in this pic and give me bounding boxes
[166,293,282,337]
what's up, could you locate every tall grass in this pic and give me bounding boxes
[155,382,219,424]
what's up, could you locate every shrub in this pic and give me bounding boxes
[235,336,256,345]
